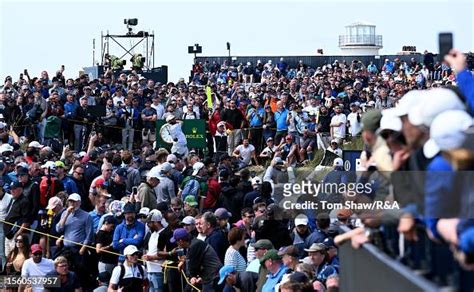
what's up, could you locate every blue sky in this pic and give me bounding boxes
[1,0,473,82]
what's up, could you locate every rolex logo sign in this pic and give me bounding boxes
[185,125,204,140]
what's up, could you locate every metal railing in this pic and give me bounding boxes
[339,34,383,47]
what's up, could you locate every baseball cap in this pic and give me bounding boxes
[218,265,236,285]
[115,168,127,180]
[170,228,189,243]
[167,154,178,164]
[378,108,402,134]
[147,167,161,179]
[55,161,66,169]
[138,207,150,217]
[192,162,205,176]
[294,214,309,226]
[427,110,473,157]
[253,239,274,250]
[160,162,173,174]
[123,245,139,256]
[28,141,44,149]
[361,109,382,132]
[251,177,262,186]
[260,249,281,264]
[333,158,343,167]
[16,167,29,177]
[46,196,63,210]
[215,208,232,220]
[41,161,57,170]
[278,245,300,258]
[394,90,426,117]
[322,238,336,249]
[181,216,196,225]
[10,181,23,190]
[0,144,14,155]
[31,244,42,254]
[184,196,198,207]
[147,209,166,225]
[123,203,136,214]
[67,193,81,202]
[408,88,465,127]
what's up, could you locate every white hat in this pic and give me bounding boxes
[0,122,7,129]
[41,161,57,170]
[217,121,226,128]
[123,245,139,256]
[294,214,309,226]
[159,162,173,174]
[251,177,262,185]
[0,144,13,154]
[181,216,196,225]
[409,88,465,127]
[138,207,150,216]
[67,193,81,202]
[28,141,44,149]
[394,90,426,117]
[429,110,473,153]
[167,154,178,164]
[166,115,176,122]
[147,167,161,179]
[192,162,205,176]
[379,108,402,133]
[333,158,343,167]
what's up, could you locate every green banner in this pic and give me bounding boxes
[155,119,207,149]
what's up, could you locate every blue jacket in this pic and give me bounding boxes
[61,176,78,195]
[457,70,474,114]
[113,220,145,257]
[424,155,455,240]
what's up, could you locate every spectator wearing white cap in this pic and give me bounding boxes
[56,193,93,254]
[137,166,160,210]
[291,214,311,259]
[109,245,148,291]
[243,176,263,209]
[154,162,176,205]
[143,210,168,291]
[327,139,343,158]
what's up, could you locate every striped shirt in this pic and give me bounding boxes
[224,246,247,272]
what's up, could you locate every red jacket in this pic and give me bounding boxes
[204,177,221,209]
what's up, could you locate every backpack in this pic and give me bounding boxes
[118,264,145,290]
[39,175,60,208]
[181,177,201,201]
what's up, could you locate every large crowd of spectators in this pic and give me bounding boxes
[0,46,472,292]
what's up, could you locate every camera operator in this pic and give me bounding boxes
[72,96,94,152]
[117,97,138,150]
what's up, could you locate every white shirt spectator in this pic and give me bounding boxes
[331,113,347,139]
[21,257,55,292]
[152,103,165,120]
[347,112,361,136]
[0,192,12,220]
[235,144,255,165]
[146,229,165,273]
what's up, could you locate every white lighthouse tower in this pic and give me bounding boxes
[339,21,383,56]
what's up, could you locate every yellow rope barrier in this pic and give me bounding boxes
[0,219,201,291]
